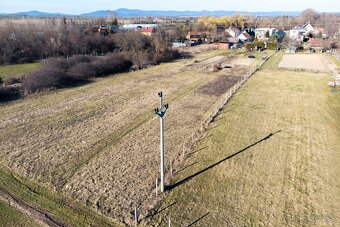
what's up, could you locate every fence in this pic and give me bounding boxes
[177,52,276,167]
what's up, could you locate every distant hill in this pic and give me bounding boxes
[0,10,67,17]
[1,9,339,18]
[85,8,301,17]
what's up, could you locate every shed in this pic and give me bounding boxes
[218,42,229,49]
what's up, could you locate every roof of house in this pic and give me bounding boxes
[141,27,154,33]
[273,30,285,36]
[227,37,240,43]
[308,38,322,46]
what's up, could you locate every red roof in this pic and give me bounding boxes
[309,38,321,46]
[141,27,154,33]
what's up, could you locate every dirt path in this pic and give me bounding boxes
[0,187,65,227]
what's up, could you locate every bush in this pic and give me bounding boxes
[67,62,96,80]
[0,87,21,102]
[154,50,180,64]
[267,42,278,50]
[22,54,133,95]
[90,54,133,77]
[245,42,256,51]
[22,68,69,94]
[3,76,23,86]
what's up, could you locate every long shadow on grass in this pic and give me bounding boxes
[187,212,210,227]
[167,130,281,190]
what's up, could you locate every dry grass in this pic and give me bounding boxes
[278,54,331,72]
[149,54,340,226]
[0,49,255,225]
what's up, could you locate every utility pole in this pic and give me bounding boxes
[154,92,169,192]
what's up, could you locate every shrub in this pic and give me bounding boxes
[0,87,21,102]
[67,62,96,80]
[22,69,64,94]
[267,42,278,50]
[22,53,133,95]
[245,42,256,51]
[154,50,180,64]
[3,76,23,86]
[90,54,133,77]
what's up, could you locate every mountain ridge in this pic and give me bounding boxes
[1,8,339,18]
[0,8,304,17]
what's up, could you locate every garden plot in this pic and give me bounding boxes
[278,54,331,72]
[0,49,256,225]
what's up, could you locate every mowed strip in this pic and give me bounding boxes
[150,68,340,226]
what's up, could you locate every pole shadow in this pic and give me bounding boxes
[167,130,281,191]
[176,162,198,174]
[187,146,208,157]
[187,212,210,226]
[144,201,177,219]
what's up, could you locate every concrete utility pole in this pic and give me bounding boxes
[154,92,169,192]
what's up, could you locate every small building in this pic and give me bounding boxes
[218,42,229,49]
[225,27,241,38]
[307,38,324,52]
[270,30,286,43]
[141,27,155,36]
[172,41,188,48]
[238,32,252,43]
[289,22,315,42]
[255,28,276,40]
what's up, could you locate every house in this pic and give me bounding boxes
[307,38,324,52]
[141,27,155,36]
[289,28,307,42]
[255,28,276,40]
[218,37,240,49]
[302,22,315,33]
[186,31,210,43]
[238,32,252,43]
[270,30,286,43]
[225,27,241,38]
[289,22,315,41]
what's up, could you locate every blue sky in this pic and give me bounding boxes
[1,0,339,14]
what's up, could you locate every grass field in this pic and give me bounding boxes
[0,62,40,79]
[149,54,340,226]
[0,166,118,226]
[0,49,269,225]
[0,199,39,226]
[329,55,340,68]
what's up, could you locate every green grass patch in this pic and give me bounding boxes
[329,55,340,68]
[0,62,40,79]
[0,199,39,226]
[260,51,283,70]
[0,166,119,227]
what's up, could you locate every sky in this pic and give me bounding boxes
[0,0,339,14]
